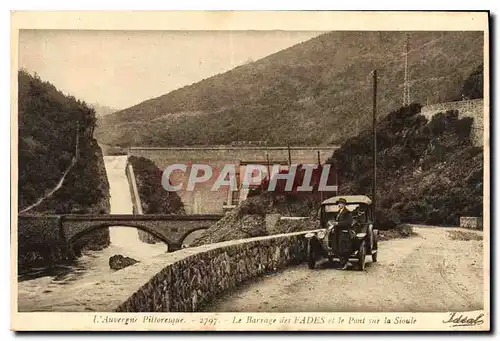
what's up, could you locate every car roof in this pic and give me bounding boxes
[324,204,362,213]
[321,195,372,205]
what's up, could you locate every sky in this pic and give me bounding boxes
[19,30,325,109]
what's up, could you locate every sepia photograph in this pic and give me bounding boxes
[10,11,490,331]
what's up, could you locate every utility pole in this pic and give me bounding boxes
[317,151,323,202]
[287,142,292,166]
[372,70,378,212]
[266,153,271,180]
[335,166,339,196]
[403,33,410,106]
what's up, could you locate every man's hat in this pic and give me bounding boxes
[337,198,347,204]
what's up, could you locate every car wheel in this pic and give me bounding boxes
[307,240,316,269]
[372,231,378,262]
[357,241,366,271]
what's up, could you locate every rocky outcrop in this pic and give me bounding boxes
[191,194,319,247]
[109,255,139,271]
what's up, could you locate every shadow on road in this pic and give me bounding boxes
[315,258,374,271]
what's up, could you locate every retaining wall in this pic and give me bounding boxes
[420,99,485,146]
[18,215,69,269]
[62,230,314,312]
[18,215,62,246]
[17,215,110,269]
[17,216,73,272]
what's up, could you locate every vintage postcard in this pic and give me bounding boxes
[11,11,490,331]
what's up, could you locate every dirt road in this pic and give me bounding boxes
[206,226,484,312]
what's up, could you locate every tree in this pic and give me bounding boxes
[462,64,483,100]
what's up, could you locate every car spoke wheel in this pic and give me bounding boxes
[307,241,316,269]
[357,241,366,271]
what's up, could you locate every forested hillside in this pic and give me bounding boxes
[18,70,110,214]
[96,31,483,147]
[328,103,483,227]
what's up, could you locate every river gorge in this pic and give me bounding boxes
[17,155,171,312]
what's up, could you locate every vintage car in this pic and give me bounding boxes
[305,195,378,270]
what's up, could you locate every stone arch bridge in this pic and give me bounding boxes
[18,214,223,253]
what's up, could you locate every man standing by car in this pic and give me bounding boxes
[335,198,353,270]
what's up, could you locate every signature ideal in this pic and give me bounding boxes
[442,312,484,327]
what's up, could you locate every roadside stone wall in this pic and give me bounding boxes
[62,231,312,312]
[460,216,483,230]
[114,231,309,312]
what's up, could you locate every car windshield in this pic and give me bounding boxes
[323,204,368,223]
[325,212,338,222]
[323,204,360,213]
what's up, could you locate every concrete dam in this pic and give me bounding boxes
[128,145,340,214]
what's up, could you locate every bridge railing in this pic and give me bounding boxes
[57,214,224,221]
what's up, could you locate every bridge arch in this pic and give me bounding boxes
[68,223,175,249]
[179,226,209,247]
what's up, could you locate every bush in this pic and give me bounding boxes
[462,64,483,99]
[376,208,401,230]
[378,224,415,241]
[329,102,482,228]
[238,197,268,217]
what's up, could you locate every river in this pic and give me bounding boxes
[17,155,170,312]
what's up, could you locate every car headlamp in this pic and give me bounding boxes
[317,230,327,239]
